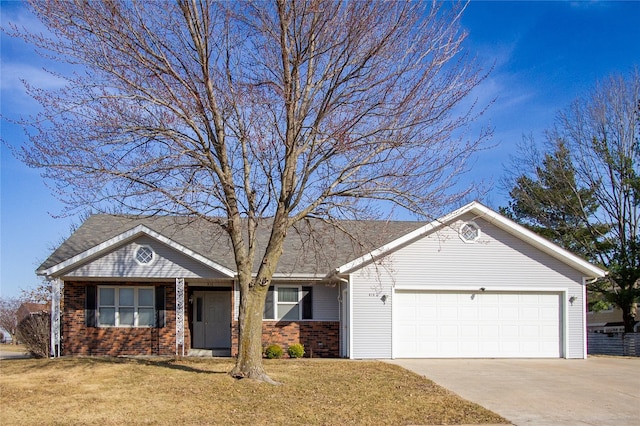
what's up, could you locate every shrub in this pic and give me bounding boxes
[16,314,50,358]
[287,343,305,358]
[264,344,284,359]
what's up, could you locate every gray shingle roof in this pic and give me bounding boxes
[38,215,425,276]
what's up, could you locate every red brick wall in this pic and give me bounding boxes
[231,321,340,358]
[62,281,339,358]
[62,281,189,356]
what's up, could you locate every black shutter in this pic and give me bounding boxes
[156,286,166,328]
[85,285,97,327]
[263,286,274,319]
[302,286,313,320]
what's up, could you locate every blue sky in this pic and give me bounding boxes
[1,1,639,299]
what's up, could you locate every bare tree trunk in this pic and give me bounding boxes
[230,277,277,383]
[230,215,289,383]
[622,304,637,333]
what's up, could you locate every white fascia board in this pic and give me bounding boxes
[336,201,606,279]
[37,225,236,278]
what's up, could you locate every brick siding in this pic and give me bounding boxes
[231,321,340,358]
[62,281,190,356]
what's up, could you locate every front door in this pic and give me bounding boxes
[192,291,231,349]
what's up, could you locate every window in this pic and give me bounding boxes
[263,286,313,320]
[134,245,155,265]
[459,222,480,242]
[98,286,155,327]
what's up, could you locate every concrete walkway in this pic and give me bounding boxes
[388,357,640,426]
[0,349,32,360]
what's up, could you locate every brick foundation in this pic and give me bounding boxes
[231,321,340,358]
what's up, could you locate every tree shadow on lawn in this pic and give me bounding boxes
[129,357,231,374]
[9,356,231,375]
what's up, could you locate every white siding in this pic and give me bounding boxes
[312,283,340,320]
[350,214,588,359]
[65,236,228,279]
[350,267,394,358]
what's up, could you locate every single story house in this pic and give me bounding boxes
[17,302,50,323]
[38,202,605,359]
[587,305,639,333]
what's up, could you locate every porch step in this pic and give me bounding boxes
[188,348,232,357]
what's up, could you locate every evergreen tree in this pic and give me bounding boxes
[503,72,640,332]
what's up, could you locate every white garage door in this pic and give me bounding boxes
[394,291,561,358]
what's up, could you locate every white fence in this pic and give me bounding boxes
[587,332,639,357]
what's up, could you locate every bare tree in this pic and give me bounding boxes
[21,281,52,305]
[10,0,490,382]
[0,297,23,343]
[16,313,51,358]
[503,71,640,332]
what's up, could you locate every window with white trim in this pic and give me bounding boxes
[98,286,155,327]
[263,285,313,320]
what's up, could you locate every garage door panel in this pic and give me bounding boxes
[501,307,520,321]
[540,306,558,319]
[502,325,520,339]
[479,307,499,320]
[440,324,459,337]
[479,325,499,338]
[460,325,479,338]
[438,308,459,321]
[417,325,437,339]
[541,325,558,337]
[396,306,417,321]
[395,291,561,358]
[521,325,541,338]
[521,307,540,318]
[459,307,479,321]
[396,324,416,342]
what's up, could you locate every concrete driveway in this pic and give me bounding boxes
[388,357,640,426]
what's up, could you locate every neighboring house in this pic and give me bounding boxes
[0,329,11,344]
[587,305,639,333]
[15,302,50,346]
[17,302,50,323]
[37,202,605,359]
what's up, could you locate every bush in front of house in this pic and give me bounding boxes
[264,344,284,359]
[287,343,305,358]
[16,314,50,358]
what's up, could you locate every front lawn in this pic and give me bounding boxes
[0,344,27,353]
[0,357,507,425]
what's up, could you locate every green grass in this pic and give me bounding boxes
[0,357,507,425]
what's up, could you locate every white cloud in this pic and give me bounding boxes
[1,62,66,92]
